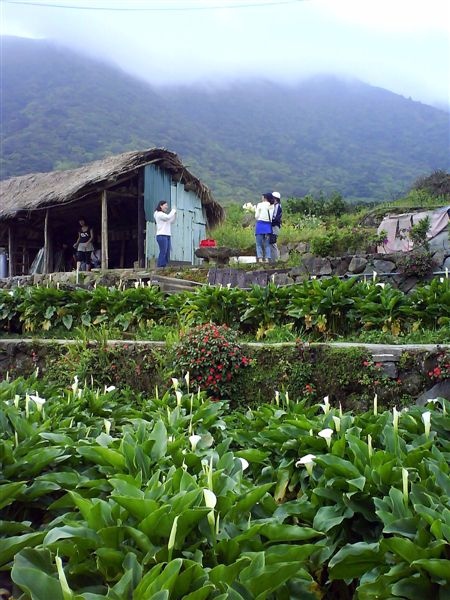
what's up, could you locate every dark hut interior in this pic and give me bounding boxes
[0,178,142,275]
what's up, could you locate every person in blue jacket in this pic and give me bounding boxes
[254,193,274,263]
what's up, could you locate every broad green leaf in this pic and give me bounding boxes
[315,454,361,479]
[313,505,353,532]
[0,481,26,509]
[134,559,182,599]
[348,476,366,491]
[44,306,56,319]
[209,559,251,587]
[182,587,215,600]
[244,561,312,599]
[391,575,435,600]
[246,543,320,565]
[148,420,168,461]
[382,517,418,538]
[77,446,125,469]
[0,532,44,565]
[62,314,73,330]
[228,483,273,518]
[259,523,323,542]
[412,558,450,581]
[329,542,383,579]
[5,448,70,477]
[112,497,159,522]
[171,560,207,598]
[235,449,268,463]
[43,525,101,547]
[11,548,63,600]
[381,537,427,563]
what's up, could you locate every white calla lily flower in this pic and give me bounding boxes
[393,406,399,432]
[104,385,116,393]
[295,453,317,476]
[189,434,201,451]
[71,375,79,395]
[203,488,217,509]
[238,457,249,471]
[402,467,409,503]
[104,419,112,435]
[319,396,330,414]
[318,428,333,448]
[422,411,431,438]
[171,377,179,390]
[332,416,341,432]
[175,390,183,407]
[29,394,46,412]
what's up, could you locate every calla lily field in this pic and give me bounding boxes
[0,374,449,599]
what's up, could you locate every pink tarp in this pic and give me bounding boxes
[377,206,450,253]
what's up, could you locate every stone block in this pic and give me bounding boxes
[416,380,450,406]
[373,259,396,273]
[348,256,368,274]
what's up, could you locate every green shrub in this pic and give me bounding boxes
[397,250,435,278]
[43,339,163,391]
[172,322,251,399]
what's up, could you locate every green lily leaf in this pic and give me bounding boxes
[0,481,27,509]
[11,548,64,600]
[329,542,383,579]
[0,532,45,566]
[412,558,450,582]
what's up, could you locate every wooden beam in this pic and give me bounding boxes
[43,209,50,274]
[137,168,145,268]
[101,190,109,269]
[8,224,15,277]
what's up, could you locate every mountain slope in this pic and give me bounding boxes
[1,36,449,202]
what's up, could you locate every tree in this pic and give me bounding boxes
[412,170,450,199]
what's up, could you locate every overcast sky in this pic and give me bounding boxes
[1,0,449,108]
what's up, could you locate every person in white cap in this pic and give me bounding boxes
[270,191,282,262]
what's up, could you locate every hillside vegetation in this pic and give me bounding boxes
[1,36,449,203]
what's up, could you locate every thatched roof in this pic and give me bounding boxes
[0,148,224,227]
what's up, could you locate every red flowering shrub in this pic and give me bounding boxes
[428,351,450,381]
[173,323,251,399]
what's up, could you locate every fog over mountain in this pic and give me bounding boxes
[1,36,449,203]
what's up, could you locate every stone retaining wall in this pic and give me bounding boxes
[1,339,448,407]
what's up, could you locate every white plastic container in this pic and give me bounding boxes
[0,248,7,278]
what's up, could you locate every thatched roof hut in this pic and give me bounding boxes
[0,149,224,275]
[0,148,224,226]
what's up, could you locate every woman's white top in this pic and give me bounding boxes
[255,200,273,222]
[154,209,177,236]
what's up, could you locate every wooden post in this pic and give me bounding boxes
[8,224,14,277]
[137,168,145,268]
[101,190,109,270]
[43,209,50,274]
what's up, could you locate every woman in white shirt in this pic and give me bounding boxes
[154,201,177,267]
[254,193,274,263]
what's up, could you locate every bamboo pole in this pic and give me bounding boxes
[101,190,109,270]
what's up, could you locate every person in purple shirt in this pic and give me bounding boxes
[254,193,274,263]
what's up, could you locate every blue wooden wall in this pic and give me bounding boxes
[144,164,207,265]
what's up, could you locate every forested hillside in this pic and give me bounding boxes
[1,36,449,202]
